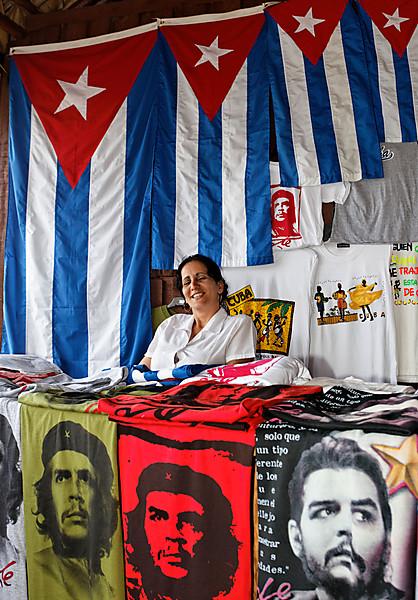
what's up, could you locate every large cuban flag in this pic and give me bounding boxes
[3,24,158,378]
[152,7,273,269]
[267,0,384,187]
[356,0,418,142]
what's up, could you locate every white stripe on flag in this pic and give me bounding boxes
[278,26,320,185]
[174,67,199,267]
[373,23,402,142]
[87,101,126,375]
[221,60,247,266]
[26,107,56,361]
[409,27,418,132]
[323,24,362,181]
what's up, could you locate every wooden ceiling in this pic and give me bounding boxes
[0,0,268,51]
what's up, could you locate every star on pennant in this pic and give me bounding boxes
[54,66,106,120]
[64,429,71,438]
[382,8,410,31]
[293,7,325,36]
[372,435,418,498]
[165,471,172,480]
[194,36,234,71]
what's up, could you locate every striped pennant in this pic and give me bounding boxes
[267,1,383,186]
[3,26,158,377]
[151,8,273,269]
[356,1,418,142]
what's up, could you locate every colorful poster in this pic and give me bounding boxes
[226,286,295,357]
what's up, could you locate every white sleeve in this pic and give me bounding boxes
[320,182,348,204]
[225,315,257,362]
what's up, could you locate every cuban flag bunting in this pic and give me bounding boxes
[3,24,158,377]
[356,0,418,142]
[152,7,273,269]
[267,0,383,187]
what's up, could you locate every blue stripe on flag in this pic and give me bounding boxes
[304,56,342,183]
[52,167,89,377]
[2,62,30,353]
[266,13,299,187]
[340,3,383,179]
[151,32,177,269]
[355,3,385,141]
[121,44,157,366]
[246,23,273,265]
[393,48,417,142]
[197,107,223,264]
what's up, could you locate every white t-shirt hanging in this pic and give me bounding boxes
[223,248,318,365]
[269,162,346,253]
[390,242,418,382]
[309,243,397,383]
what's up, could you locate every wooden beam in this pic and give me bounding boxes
[8,0,40,15]
[25,0,262,31]
[0,13,26,36]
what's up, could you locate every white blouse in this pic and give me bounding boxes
[145,308,257,370]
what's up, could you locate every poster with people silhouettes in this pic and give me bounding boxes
[225,286,295,357]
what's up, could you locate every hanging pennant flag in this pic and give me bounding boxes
[3,25,158,377]
[266,0,349,65]
[358,0,417,56]
[152,7,273,269]
[356,0,417,142]
[267,0,383,187]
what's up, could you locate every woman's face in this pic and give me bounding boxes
[180,260,224,315]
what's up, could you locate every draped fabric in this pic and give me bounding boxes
[20,406,124,600]
[256,424,416,599]
[4,25,158,377]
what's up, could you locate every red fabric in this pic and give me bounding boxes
[13,29,156,187]
[0,368,58,384]
[358,0,418,56]
[118,421,255,600]
[267,0,349,64]
[98,381,323,426]
[161,12,264,120]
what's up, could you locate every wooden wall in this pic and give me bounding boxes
[13,0,263,45]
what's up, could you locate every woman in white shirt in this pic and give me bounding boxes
[141,254,257,370]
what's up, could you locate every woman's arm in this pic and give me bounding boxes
[139,356,152,369]
[226,357,255,366]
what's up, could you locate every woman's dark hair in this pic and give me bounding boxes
[176,254,229,304]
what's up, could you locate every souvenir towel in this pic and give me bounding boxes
[21,406,125,600]
[98,381,323,426]
[255,424,417,599]
[116,416,257,599]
